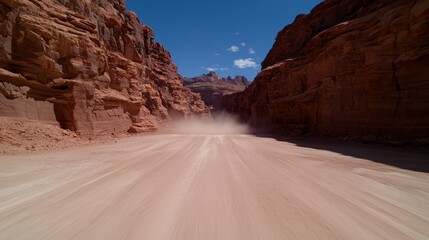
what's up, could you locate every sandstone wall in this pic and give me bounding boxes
[222,0,429,141]
[0,0,209,135]
[0,82,58,125]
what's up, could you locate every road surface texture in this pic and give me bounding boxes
[1,133,428,240]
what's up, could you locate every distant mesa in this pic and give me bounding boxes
[184,71,249,86]
[183,72,249,110]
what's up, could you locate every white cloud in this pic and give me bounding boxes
[201,66,229,72]
[235,32,240,35]
[234,58,258,69]
[227,46,239,52]
[214,52,220,56]
[201,66,218,71]
[240,42,246,47]
[249,48,256,54]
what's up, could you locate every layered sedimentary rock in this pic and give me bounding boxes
[183,71,248,109]
[222,0,429,141]
[0,0,209,135]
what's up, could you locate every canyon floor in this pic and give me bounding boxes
[0,132,428,240]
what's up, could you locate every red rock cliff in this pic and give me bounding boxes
[222,0,429,141]
[0,0,209,134]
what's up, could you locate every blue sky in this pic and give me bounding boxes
[126,1,322,80]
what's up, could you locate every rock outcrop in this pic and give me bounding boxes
[222,0,429,141]
[0,0,209,135]
[183,71,248,109]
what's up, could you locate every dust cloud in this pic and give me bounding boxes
[171,114,250,135]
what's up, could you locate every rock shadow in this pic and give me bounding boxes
[252,132,429,173]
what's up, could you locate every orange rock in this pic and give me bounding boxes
[0,0,209,135]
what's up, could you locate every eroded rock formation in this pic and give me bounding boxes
[0,0,209,135]
[222,0,429,141]
[183,71,248,109]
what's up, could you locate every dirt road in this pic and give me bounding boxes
[0,133,428,240]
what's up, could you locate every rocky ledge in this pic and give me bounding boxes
[222,0,429,143]
[0,0,209,135]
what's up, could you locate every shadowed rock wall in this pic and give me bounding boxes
[222,0,429,142]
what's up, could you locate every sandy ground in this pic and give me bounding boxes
[0,133,428,240]
[0,118,130,155]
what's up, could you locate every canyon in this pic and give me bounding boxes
[0,0,209,135]
[183,71,249,110]
[1,0,429,239]
[222,0,429,143]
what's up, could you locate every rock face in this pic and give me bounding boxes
[183,71,249,109]
[0,0,209,135]
[222,0,429,140]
